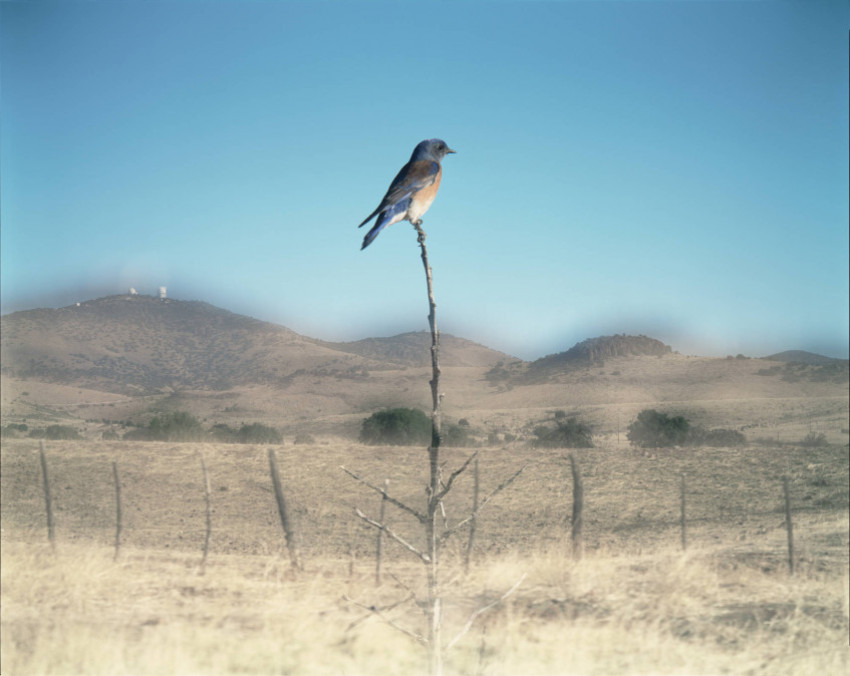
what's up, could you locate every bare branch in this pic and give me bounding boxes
[355,508,431,563]
[343,594,427,646]
[434,450,479,503]
[446,573,527,650]
[342,466,426,524]
[440,464,528,544]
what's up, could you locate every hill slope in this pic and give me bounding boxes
[0,295,510,394]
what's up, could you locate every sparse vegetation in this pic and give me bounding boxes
[628,409,690,448]
[358,407,431,445]
[1,438,846,675]
[800,431,828,448]
[27,424,83,440]
[533,416,594,448]
[627,410,746,448]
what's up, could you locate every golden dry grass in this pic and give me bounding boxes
[2,437,848,675]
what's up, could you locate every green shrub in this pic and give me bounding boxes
[533,417,594,448]
[294,432,315,445]
[238,422,282,444]
[28,425,83,440]
[359,408,431,446]
[627,410,689,448]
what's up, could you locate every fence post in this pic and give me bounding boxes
[464,456,480,574]
[782,476,794,575]
[680,472,687,551]
[112,461,122,561]
[376,479,389,586]
[569,454,583,559]
[268,448,303,570]
[199,452,212,573]
[39,441,56,551]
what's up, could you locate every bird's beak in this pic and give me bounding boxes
[447,147,457,154]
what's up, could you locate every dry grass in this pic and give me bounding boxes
[2,533,847,675]
[2,437,848,675]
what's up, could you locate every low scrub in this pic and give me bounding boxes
[628,409,745,448]
[533,417,594,448]
[359,407,430,445]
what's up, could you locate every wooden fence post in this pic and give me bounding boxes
[376,479,389,585]
[464,456,479,574]
[782,476,794,575]
[39,441,56,551]
[112,461,122,561]
[268,448,303,570]
[200,452,212,573]
[569,454,583,559]
[680,472,687,551]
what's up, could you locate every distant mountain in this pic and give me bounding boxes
[519,334,671,380]
[765,350,847,366]
[322,332,515,368]
[0,295,513,394]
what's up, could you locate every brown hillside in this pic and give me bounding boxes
[320,331,516,368]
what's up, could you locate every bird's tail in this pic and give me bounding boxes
[361,220,388,250]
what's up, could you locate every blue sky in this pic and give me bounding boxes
[2,1,848,361]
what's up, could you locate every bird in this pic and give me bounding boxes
[358,138,456,250]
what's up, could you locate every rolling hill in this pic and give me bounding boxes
[1,295,847,442]
[0,295,511,394]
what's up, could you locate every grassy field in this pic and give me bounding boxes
[2,438,848,675]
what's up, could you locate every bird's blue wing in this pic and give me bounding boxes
[361,197,411,249]
[358,160,439,228]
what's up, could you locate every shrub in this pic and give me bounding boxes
[443,423,474,447]
[627,410,689,448]
[359,408,431,446]
[533,417,594,448]
[101,429,120,440]
[28,425,83,440]
[294,432,315,445]
[238,423,282,444]
[800,431,827,447]
[125,411,206,442]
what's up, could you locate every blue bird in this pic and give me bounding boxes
[358,138,456,250]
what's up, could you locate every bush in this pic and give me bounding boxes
[533,417,594,448]
[28,425,83,440]
[238,422,282,444]
[124,411,206,442]
[294,432,315,445]
[360,408,431,446]
[1,423,28,438]
[443,423,474,447]
[800,431,828,447]
[627,410,689,448]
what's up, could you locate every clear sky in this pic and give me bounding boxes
[2,1,848,361]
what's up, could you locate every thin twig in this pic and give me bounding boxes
[342,466,426,523]
[343,594,428,646]
[435,450,479,502]
[440,464,528,544]
[446,573,527,650]
[343,591,417,632]
[355,508,431,563]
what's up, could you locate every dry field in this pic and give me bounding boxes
[2,437,847,675]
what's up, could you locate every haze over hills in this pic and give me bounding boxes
[0,295,511,394]
[1,295,847,441]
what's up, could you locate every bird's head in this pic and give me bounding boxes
[412,138,456,162]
